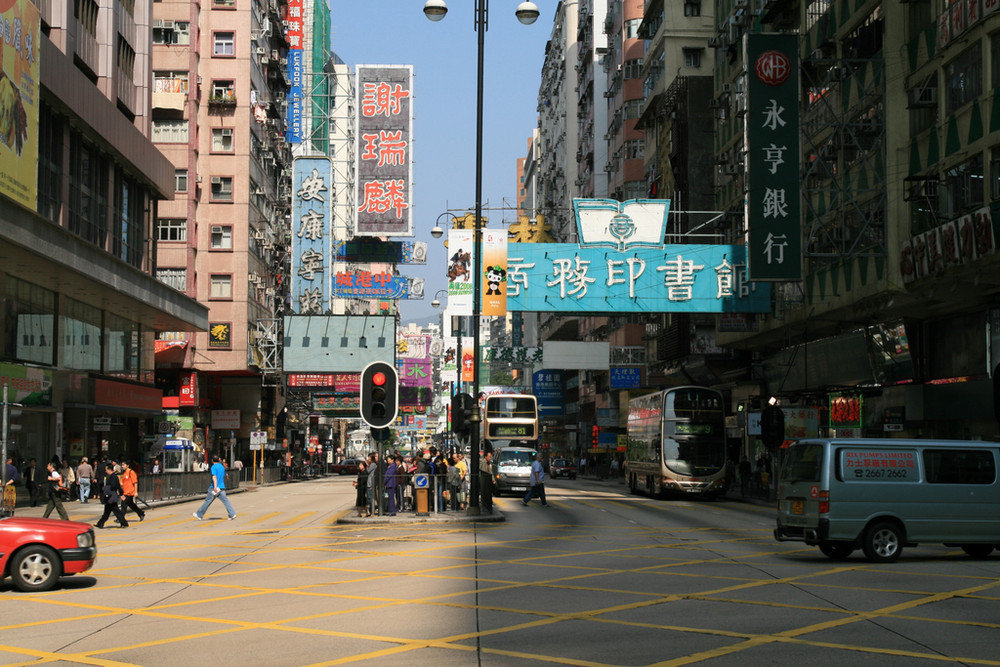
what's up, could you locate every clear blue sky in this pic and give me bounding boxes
[328,1,555,325]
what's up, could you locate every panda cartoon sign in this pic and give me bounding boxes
[481,228,509,316]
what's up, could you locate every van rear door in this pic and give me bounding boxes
[777,443,824,532]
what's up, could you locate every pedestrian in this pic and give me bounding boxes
[384,454,398,516]
[76,457,94,503]
[447,454,461,511]
[354,460,369,517]
[522,452,549,507]
[3,456,19,515]
[454,452,469,509]
[60,459,77,501]
[26,458,41,506]
[610,457,620,478]
[394,454,407,512]
[434,454,448,512]
[119,460,145,522]
[95,462,128,529]
[480,449,494,513]
[739,456,751,497]
[193,455,237,520]
[151,458,163,500]
[41,461,70,520]
[366,452,378,515]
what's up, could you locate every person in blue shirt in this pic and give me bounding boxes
[193,456,237,521]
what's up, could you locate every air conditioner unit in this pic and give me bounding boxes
[907,87,937,108]
[211,176,223,185]
[708,36,722,47]
[714,152,730,164]
[723,164,741,175]
[722,83,733,93]
[195,175,203,183]
[734,0,748,7]
[256,46,267,55]
[911,179,939,200]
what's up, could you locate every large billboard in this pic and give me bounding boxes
[0,0,40,209]
[355,65,412,237]
[284,0,304,143]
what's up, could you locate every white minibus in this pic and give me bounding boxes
[775,438,1000,562]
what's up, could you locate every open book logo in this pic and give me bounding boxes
[573,198,671,250]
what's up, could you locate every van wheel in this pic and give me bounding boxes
[960,545,994,558]
[862,521,904,563]
[819,542,854,560]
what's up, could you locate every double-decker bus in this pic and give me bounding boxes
[482,393,539,450]
[625,386,727,498]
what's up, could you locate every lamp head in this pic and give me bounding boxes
[431,298,441,308]
[515,1,540,24]
[423,0,447,21]
[430,225,444,239]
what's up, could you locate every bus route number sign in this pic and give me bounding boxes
[488,424,535,439]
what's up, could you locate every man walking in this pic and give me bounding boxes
[119,461,145,521]
[41,461,70,520]
[76,457,94,503]
[479,449,494,513]
[26,458,40,506]
[193,456,237,520]
[95,462,128,529]
[522,453,549,507]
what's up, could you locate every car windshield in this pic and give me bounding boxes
[497,451,535,466]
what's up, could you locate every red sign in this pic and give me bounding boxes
[755,50,792,86]
[179,371,198,406]
[95,379,162,412]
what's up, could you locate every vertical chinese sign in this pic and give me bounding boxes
[397,333,432,416]
[745,33,801,281]
[0,0,39,209]
[284,0,304,143]
[481,228,508,316]
[291,157,332,313]
[355,65,413,237]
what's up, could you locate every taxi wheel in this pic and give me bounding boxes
[12,545,63,592]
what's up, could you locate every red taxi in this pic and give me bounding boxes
[1,517,97,591]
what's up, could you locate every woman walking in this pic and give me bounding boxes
[354,460,369,517]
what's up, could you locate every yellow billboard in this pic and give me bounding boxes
[0,0,40,209]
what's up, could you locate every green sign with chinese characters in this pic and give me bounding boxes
[745,33,802,281]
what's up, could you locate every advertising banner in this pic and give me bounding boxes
[0,0,40,209]
[448,229,474,315]
[481,228,508,316]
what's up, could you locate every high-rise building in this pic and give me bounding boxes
[0,0,206,466]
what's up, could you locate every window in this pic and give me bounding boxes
[213,31,236,57]
[151,120,189,143]
[624,18,643,39]
[213,0,235,7]
[157,218,187,242]
[153,71,189,93]
[623,58,643,79]
[210,176,233,201]
[945,44,982,113]
[4,275,56,365]
[156,268,187,291]
[684,0,701,17]
[924,449,995,484]
[992,147,1000,200]
[210,274,233,299]
[211,128,235,152]
[942,155,984,217]
[175,169,188,193]
[60,297,103,372]
[624,99,644,120]
[210,80,236,103]
[683,48,703,68]
[211,224,233,249]
[993,34,1000,89]
[153,20,190,45]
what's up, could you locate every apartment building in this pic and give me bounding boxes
[151,0,291,451]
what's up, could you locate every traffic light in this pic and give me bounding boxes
[359,361,398,429]
[451,393,474,434]
[761,405,785,449]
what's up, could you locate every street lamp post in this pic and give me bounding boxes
[425,0,538,515]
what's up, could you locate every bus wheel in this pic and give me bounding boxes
[960,545,994,558]
[862,521,904,563]
[819,542,854,560]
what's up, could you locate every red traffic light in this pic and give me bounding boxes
[372,371,387,386]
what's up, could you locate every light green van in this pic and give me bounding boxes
[775,438,1000,562]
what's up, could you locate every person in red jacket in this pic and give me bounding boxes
[119,460,145,522]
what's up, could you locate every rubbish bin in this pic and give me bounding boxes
[415,487,429,515]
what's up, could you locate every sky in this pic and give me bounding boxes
[327,0,557,326]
